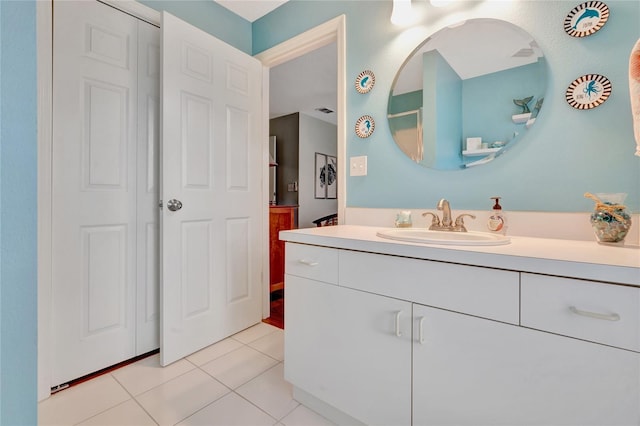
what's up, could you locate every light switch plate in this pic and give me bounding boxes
[350,156,367,176]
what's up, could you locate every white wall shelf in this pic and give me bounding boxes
[512,112,532,123]
[462,147,501,157]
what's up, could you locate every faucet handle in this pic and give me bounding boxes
[453,214,476,232]
[422,212,441,230]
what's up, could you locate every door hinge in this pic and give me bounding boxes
[51,383,70,394]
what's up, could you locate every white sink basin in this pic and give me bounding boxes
[376,228,511,246]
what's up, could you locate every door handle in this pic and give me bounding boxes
[395,311,403,337]
[418,316,425,344]
[167,199,183,212]
[569,306,620,321]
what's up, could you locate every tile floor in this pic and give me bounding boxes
[39,323,335,426]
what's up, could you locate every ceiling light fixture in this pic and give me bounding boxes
[390,0,414,25]
[430,0,453,6]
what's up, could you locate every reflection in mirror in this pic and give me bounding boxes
[388,19,547,170]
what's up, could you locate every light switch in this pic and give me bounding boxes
[350,156,367,176]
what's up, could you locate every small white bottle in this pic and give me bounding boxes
[487,197,507,234]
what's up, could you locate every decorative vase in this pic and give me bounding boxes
[586,193,632,244]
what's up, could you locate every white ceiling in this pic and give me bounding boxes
[269,43,338,124]
[214,0,288,22]
[393,19,543,95]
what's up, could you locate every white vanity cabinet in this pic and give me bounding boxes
[283,240,640,426]
[413,304,639,425]
[284,245,412,425]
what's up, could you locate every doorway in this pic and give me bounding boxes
[256,16,346,328]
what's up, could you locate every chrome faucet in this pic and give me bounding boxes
[422,198,476,232]
[437,198,452,228]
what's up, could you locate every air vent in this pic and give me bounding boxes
[315,107,334,114]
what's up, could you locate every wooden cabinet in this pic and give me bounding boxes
[269,206,297,292]
[284,242,640,426]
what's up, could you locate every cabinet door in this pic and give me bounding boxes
[413,304,640,426]
[285,275,412,425]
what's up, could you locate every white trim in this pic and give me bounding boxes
[261,66,271,318]
[37,0,53,402]
[255,15,347,225]
[98,0,160,26]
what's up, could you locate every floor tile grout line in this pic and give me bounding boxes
[231,386,293,424]
[120,358,200,399]
[66,374,142,426]
[233,361,301,422]
[247,344,284,363]
[230,325,281,345]
[196,352,279,392]
[167,382,234,426]
[111,372,161,426]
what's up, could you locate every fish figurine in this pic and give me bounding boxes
[513,96,533,114]
[630,38,640,156]
[573,8,599,30]
[533,97,544,117]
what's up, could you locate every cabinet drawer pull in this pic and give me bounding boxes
[569,306,621,322]
[298,259,319,267]
[418,316,425,344]
[395,311,403,337]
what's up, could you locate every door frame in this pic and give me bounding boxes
[255,15,346,317]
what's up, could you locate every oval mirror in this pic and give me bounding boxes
[388,19,548,170]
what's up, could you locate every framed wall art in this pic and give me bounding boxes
[315,153,338,199]
[314,153,327,199]
[326,156,337,199]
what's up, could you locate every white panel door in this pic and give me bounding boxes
[161,12,263,365]
[51,1,139,385]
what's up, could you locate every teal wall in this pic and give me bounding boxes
[253,0,640,213]
[423,50,463,170]
[463,61,546,148]
[0,1,38,425]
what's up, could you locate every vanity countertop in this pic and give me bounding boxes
[280,225,640,286]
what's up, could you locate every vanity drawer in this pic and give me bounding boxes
[521,273,640,352]
[339,250,519,324]
[285,243,338,285]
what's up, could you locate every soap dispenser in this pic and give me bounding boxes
[487,197,507,234]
